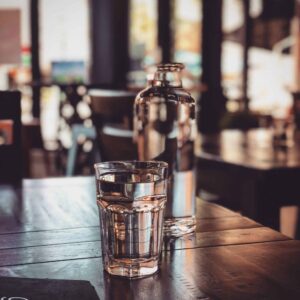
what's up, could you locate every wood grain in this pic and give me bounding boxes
[196,199,239,219]
[0,176,299,300]
[196,129,300,170]
[226,240,300,294]
[0,241,101,267]
[0,177,99,234]
[1,241,300,300]
[178,240,300,300]
[196,215,261,232]
[0,226,100,250]
[0,176,241,234]
[0,256,209,300]
[0,216,260,250]
[0,227,289,266]
[164,226,289,251]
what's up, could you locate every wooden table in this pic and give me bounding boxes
[1,176,300,299]
[196,129,300,231]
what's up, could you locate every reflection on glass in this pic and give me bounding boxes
[163,232,197,251]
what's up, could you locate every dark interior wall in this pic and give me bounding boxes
[90,0,129,88]
[158,0,171,63]
[30,0,41,118]
[262,0,295,19]
[198,0,226,133]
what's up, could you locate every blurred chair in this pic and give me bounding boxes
[66,124,98,176]
[0,91,22,183]
[62,84,97,176]
[90,90,136,128]
[90,89,138,162]
[66,89,138,175]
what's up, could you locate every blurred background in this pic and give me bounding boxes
[0,0,299,177]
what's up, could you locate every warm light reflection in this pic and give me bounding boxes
[129,0,158,67]
[219,129,300,168]
[249,48,294,114]
[173,0,201,78]
[222,0,295,115]
[223,0,244,33]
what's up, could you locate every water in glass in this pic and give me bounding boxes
[96,163,167,278]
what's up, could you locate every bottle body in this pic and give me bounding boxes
[134,64,196,236]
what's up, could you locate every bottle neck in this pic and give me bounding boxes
[152,70,182,88]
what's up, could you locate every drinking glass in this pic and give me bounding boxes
[94,161,168,278]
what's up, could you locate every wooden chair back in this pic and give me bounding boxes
[89,90,138,161]
[90,90,136,127]
[0,91,22,183]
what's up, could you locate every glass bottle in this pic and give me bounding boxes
[134,63,196,236]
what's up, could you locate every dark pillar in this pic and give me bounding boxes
[90,0,129,88]
[158,0,172,63]
[198,0,226,133]
[30,0,41,118]
[242,0,251,111]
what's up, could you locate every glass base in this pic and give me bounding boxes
[104,257,159,278]
[163,216,196,237]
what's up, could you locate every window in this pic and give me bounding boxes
[39,0,90,82]
[173,0,201,80]
[128,0,158,87]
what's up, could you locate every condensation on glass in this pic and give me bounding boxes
[134,63,196,236]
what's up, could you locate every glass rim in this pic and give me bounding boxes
[156,62,184,71]
[94,160,168,170]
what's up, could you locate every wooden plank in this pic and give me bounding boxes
[0,227,289,266]
[0,257,210,300]
[225,240,300,295]
[196,215,261,232]
[164,227,289,251]
[0,177,99,234]
[178,240,300,300]
[0,241,101,267]
[196,199,239,219]
[1,241,300,300]
[0,214,260,250]
[0,226,100,250]
[1,177,299,299]
[196,129,300,170]
[0,180,240,235]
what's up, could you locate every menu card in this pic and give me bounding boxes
[0,277,99,300]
